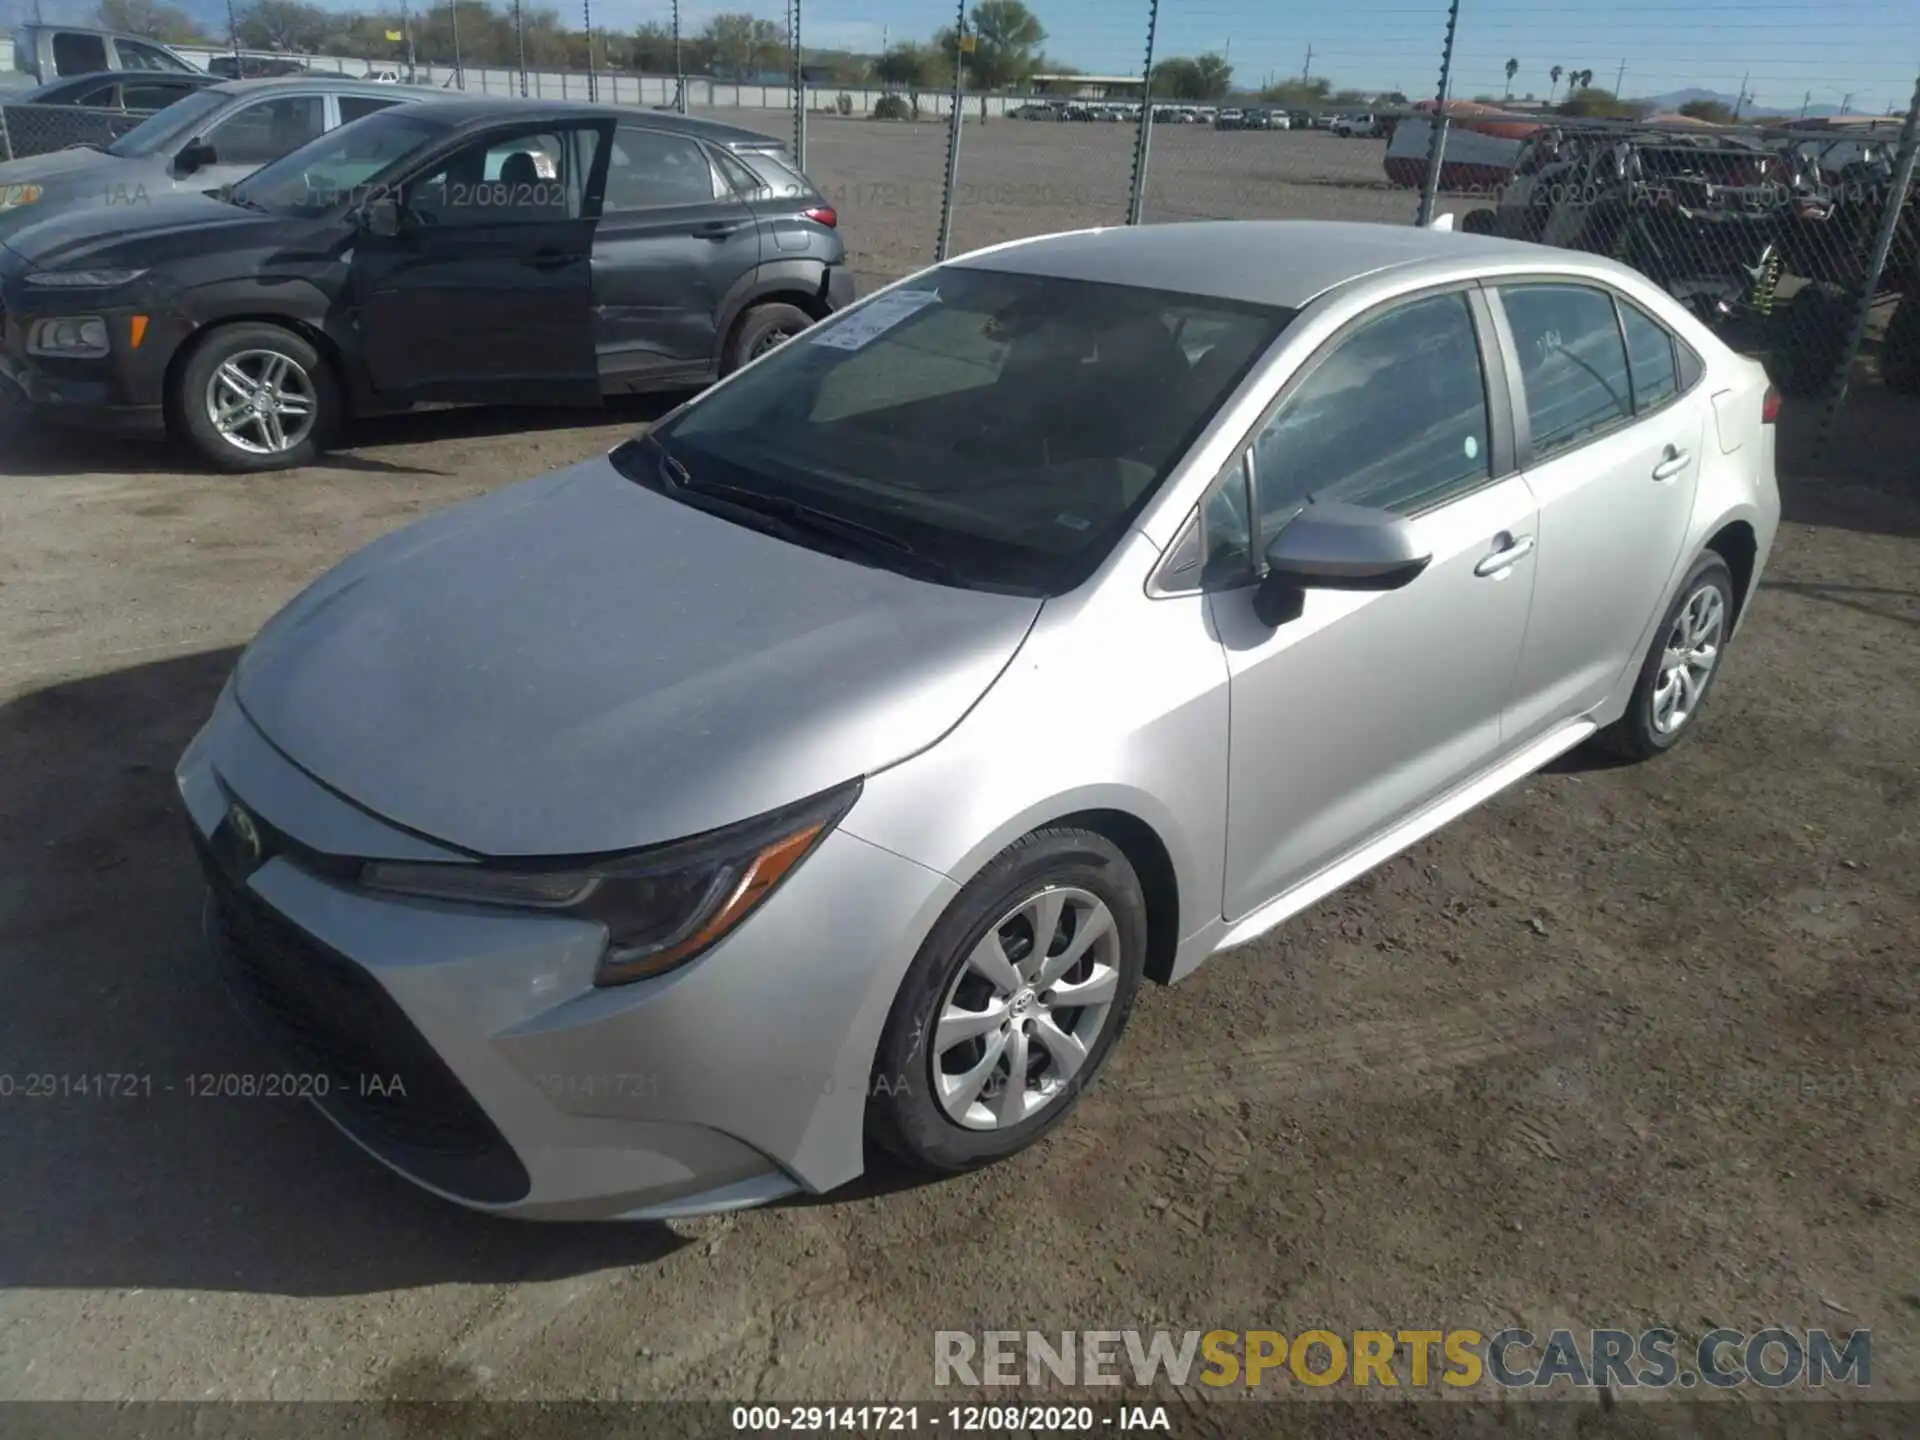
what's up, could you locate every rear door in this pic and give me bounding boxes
[1495,281,1707,744]
[355,120,610,406]
[588,123,763,388]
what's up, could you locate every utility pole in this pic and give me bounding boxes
[1303,43,1314,83]
[1613,58,1625,95]
[1801,90,1811,118]
[1732,71,1749,120]
[1841,91,1855,116]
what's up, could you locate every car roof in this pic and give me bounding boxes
[34,69,218,86]
[208,75,430,97]
[388,97,792,149]
[950,220,1574,310]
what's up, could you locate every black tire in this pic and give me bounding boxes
[1461,208,1498,235]
[1768,283,1851,398]
[173,321,339,473]
[867,828,1148,1173]
[1593,552,1736,763]
[722,302,814,375]
[1881,292,1920,396]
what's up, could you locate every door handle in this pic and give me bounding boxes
[695,220,746,238]
[1474,533,1535,577]
[525,248,580,271]
[1652,446,1691,481]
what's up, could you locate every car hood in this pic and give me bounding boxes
[0,151,169,237]
[0,188,285,270]
[233,456,1044,857]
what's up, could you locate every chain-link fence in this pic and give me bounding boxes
[0,104,148,162]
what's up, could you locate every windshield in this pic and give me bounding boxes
[105,86,229,158]
[634,268,1292,594]
[228,108,450,217]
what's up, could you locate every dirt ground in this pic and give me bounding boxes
[0,117,1916,1420]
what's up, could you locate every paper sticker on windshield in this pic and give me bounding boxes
[811,290,941,351]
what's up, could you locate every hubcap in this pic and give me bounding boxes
[752,327,797,358]
[206,349,318,456]
[1651,582,1725,736]
[932,886,1122,1132]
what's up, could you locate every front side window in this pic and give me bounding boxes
[1499,283,1633,459]
[115,39,187,72]
[409,126,600,224]
[1246,291,1492,540]
[603,126,726,211]
[228,109,451,216]
[205,95,326,168]
[637,269,1293,594]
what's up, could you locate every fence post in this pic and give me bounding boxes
[934,0,968,261]
[1821,70,1920,431]
[448,0,464,88]
[584,0,596,102]
[513,0,528,96]
[1127,0,1161,225]
[672,0,686,113]
[1415,0,1462,227]
[0,108,12,164]
[791,0,807,169]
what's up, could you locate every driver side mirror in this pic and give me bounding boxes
[174,139,217,174]
[357,195,401,238]
[1252,500,1433,628]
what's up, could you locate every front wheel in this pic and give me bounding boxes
[173,322,339,473]
[1593,552,1735,762]
[867,829,1147,1173]
[722,302,815,376]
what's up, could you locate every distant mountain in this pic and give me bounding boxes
[1644,86,1848,119]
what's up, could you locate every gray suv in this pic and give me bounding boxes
[0,76,422,240]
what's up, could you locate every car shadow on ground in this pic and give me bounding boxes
[0,648,693,1296]
[0,394,687,481]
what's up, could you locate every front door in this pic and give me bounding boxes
[1493,282,1706,743]
[1210,289,1539,920]
[588,124,765,389]
[355,121,608,407]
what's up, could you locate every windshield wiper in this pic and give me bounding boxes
[651,440,966,585]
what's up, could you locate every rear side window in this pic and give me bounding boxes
[339,95,403,124]
[115,39,186,72]
[1619,300,1679,413]
[1499,283,1633,460]
[732,146,813,202]
[51,32,109,74]
[71,81,119,107]
[602,126,725,211]
[1676,337,1705,392]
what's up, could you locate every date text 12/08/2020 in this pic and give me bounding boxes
[0,1072,405,1099]
[731,1405,1172,1432]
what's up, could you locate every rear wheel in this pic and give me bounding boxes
[173,322,339,473]
[1594,552,1735,762]
[1769,283,1852,398]
[722,302,814,375]
[1461,208,1498,235]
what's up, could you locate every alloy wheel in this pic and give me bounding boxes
[751,327,799,358]
[1651,582,1726,736]
[932,886,1122,1131]
[205,349,319,457]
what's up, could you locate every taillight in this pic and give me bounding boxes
[1762,384,1782,424]
[804,205,838,228]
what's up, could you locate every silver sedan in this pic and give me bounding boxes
[177,220,1780,1220]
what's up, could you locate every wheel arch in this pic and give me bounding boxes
[162,313,352,432]
[1703,518,1759,631]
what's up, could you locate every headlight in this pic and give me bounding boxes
[23,268,148,288]
[359,780,861,986]
[27,316,110,359]
[0,183,43,211]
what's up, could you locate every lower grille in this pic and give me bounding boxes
[195,831,531,1205]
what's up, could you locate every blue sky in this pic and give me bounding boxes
[646,0,1917,115]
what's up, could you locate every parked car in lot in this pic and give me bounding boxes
[1333,112,1381,138]
[206,52,311,80]
[0,77,415,240]
[14,68,218,112]
[174,219,1777,1219]
[6,23,202,90]
[0,99,854,470]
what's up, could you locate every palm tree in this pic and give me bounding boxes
[1577,68,1595,91]
[1549,64,1562,100]
[1504,57,1518,100]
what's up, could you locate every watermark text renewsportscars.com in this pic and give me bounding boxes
[935,1327,1871,1390]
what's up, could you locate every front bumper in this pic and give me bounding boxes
[0,302,181,437]
[176,687,958,1220]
